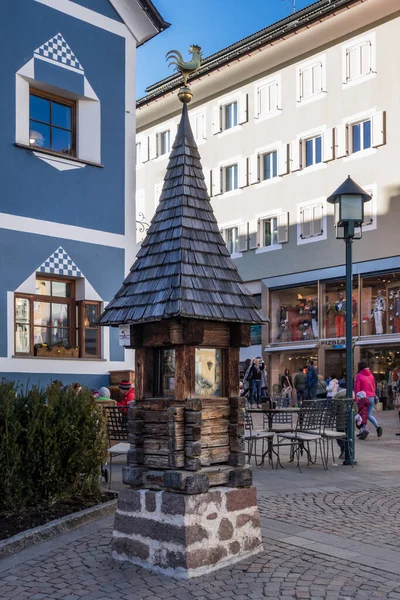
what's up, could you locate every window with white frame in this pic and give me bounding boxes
[261,216,278,247]
[158,130,170,156]
[300,203,323,239]
[298,60,324,102]
[223,164,238,192]
[256,79,279,117]
[223,102,238,130]
[351,119,371,153]
[261,150,278,180]
[257,213,289,248]
[304,135,322,167]
[345,39,373,82]
[223,227,239,255]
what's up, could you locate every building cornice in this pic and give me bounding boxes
[137,0,361,107]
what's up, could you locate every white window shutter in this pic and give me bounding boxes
[141,136,149,162]
[255,87,261,119]
[238,223,249,252]
[313,204,323,236]
[301,206,312,239]
[149,133,157,160]
[212,167,222,196]
[290,140,301,172]
[270,82,278,111]
[238,93,248,125]
[238,157,248,188]
[204,169,211,196]
[313,63,322,93]
[277,212,289,244]
[212,106,221,135]
[248,219,258,250]
[277,144,289,176]
[360,42,371,76]
[372,111,385,147]
[200,113,206,139]
[322,128,335,162]
[249,154,259,185]
[336,124,348,158]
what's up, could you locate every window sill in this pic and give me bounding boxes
[218,125,242,137]
[13,355,106,361]
[230,252,243,259]
[297,162,327,176]
[297,92,327,107]
[297,234,326,246]
[255,176,281,188]
[255,110,282,123]
[14,143,104,169]
[255,244,282,254]
[343,147,376,163]
[342,72,376,90]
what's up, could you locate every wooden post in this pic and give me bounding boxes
[174,345,195,401]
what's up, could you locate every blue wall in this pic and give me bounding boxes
[0,0,126,234]
[69,0,123,21]
[0,228,125,357]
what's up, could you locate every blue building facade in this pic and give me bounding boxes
[0,0,167,388]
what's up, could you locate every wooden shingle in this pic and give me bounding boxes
[100,102,267,326]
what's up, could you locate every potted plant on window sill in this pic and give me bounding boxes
[34,343,79,358]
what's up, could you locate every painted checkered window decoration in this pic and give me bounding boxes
[38,247,82,278]
[34,33,84,73]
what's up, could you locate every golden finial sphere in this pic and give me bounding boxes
[178,85,193,103]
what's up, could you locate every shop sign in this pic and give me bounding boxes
[319,338,346,349]
[119,325,130,346]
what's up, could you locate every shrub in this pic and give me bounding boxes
[0,380,107,513]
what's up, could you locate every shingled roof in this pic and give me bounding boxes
[99,101,267,326]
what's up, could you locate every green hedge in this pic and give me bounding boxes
[0,380,107,512]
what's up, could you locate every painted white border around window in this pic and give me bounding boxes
[218,155,243,197]
[296,54,327,107]
[297,198,327,246]
[296,125,328,175]
[255,141,283,187]
[255,209,284,254]
[215,90,246,137]
[254,74,282,122]
[342,31,376,90]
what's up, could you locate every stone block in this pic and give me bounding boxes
[218,518,234,541]
[229,467,253,488]
[226,487,257,512]
[145,491,157,512]
[117,488,142,512]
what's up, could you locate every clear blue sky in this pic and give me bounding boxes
[136,0,316,98]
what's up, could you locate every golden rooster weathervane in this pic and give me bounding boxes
[166,45,202,103]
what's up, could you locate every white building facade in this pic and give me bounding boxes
[135,0,400,392]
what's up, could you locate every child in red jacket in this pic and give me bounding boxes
[117,380,135,407]
[355,391,369,440]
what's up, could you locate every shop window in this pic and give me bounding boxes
[29,89,75,156]
[250,294,262,345]
[321,279,358,339]
[270,285,318,344]
[361,272,400,337]
[15,276,101,358]
[270,351,318,394]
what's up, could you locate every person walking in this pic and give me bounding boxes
[326,373,339,399]
[293,367,307,406]
[245,357,264,408]
[306,360,318,400]
[354,361,382,437]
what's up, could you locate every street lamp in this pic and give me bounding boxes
[327,176,371,465]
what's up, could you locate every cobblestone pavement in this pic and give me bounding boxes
[1,411,400,600]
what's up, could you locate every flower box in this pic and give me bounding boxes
[35,346,79,358]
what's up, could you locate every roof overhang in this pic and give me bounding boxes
[109,0,170,46]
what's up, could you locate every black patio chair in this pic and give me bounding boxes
[245,411,275,467]
[103,406,130,488]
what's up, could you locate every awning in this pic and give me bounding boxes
[264,344,318,352]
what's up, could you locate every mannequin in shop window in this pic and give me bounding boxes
[277,305,289,341]
[352,297,358,333]
[372,289,386,335]
[310,297,318,339]
[334,292,346,338]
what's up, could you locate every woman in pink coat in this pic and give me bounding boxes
[354,362,382,437]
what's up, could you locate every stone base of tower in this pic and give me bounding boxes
[112,486,263,579]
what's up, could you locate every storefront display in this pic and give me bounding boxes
[322,279,358,339]
[270,285,318,343]
[270,350,318,394]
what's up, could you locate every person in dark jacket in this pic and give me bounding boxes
[245,358,265,408]
[306,360,318,399]
[293,367,306,406]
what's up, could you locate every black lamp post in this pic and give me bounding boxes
[327,176,371,464]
